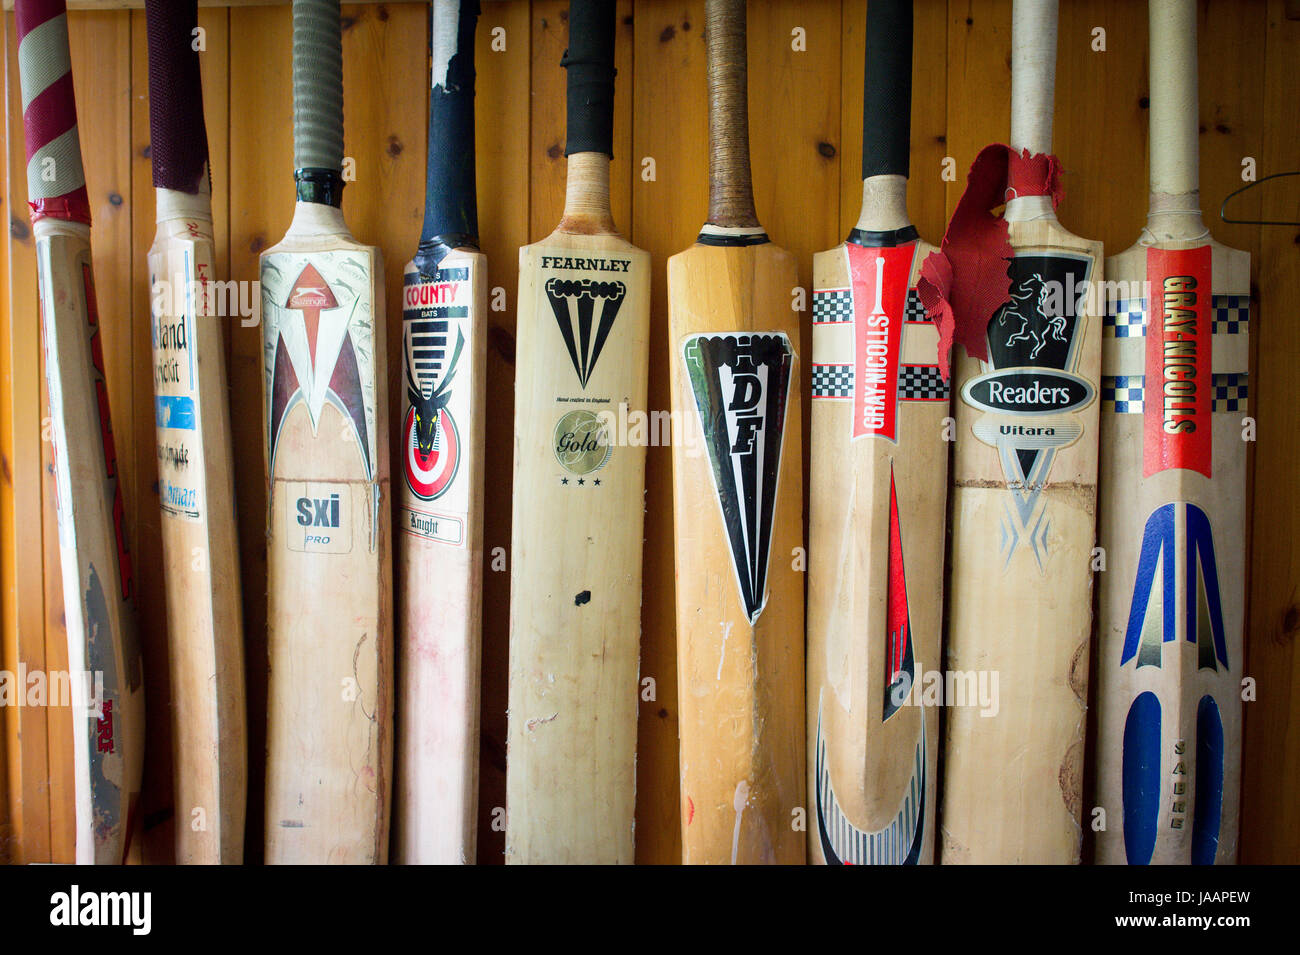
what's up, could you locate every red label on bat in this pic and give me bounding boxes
[1144,247,1212,477]
[83,264,133,601]
[847,243,916,441]
[96,699,115,754]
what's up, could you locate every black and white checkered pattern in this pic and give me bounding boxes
[1212,373,1248,412]
[813,288,853,324]
[1103,375,1144,413]
[812,364,853,398]
[1212,295,1249,335]
[897,365,949,400]
[904,290,929,323]
[1106,299,1147,338]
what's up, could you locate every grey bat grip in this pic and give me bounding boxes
[293,0,344,174]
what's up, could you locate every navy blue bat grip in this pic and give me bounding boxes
[416,0,481,276]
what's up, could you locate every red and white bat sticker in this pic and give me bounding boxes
[847,243,915,441]
[399,258,475,548]
[1145,247,1212,478]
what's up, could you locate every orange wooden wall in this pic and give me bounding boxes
[1,0,1297,864]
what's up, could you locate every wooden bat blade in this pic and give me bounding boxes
[259,210,392,864]
[395,247,487,865]
[147,219,247,864]
[668,239,806,865]
[1094,237,1249,865]
[807,237,945,866]
[941,217,1104,863]
[505,230,650,864]
[35,226,145,865]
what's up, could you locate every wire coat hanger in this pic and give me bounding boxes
[1219,171,1300,226]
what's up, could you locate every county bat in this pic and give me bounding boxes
[939,0,1103,864]
[667,0,805,865]
[15,0,145,866]
[807,0,944,866]
[260,0,392,864]
[143,0,247,865]
[394,0,486,866]
[505,0,650,864]
[1094,0,1249,866]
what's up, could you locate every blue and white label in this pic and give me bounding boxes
[150,241,206,522]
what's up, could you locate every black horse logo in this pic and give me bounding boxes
[405,326,465,457]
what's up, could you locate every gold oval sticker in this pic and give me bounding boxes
[553,410,612,475]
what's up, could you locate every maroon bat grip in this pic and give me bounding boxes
[145,0,209,194]
[15,0,90,225]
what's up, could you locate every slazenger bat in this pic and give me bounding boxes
[394,0,487,866]
[15,0,145,865]
[807,0,944,866]
[1094,0,1249,865]
[260,0,392,864]
[505,0,650,864]
[144,0,247,865]
[937,0,1104,864]
[667,0,805,865]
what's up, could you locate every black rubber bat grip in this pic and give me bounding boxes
[862,0,913,180]
[562,0,616,158]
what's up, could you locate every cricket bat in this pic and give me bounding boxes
[504,0,650,864]
[807,0,944,866]
[260,0,392,864]
[668,0,805,865]
[1094,0,1249,865]
[394,0,486,866]
[15,0,145,866]
[144,0,247,865]
[939,0,1103,864]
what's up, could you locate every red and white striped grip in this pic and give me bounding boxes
[15,0,90,225]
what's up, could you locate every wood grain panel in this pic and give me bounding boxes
[474,0,531,865]
[1053,0,1143,249]
[0,13,11,861]
[1,11,47,864]
[227,1,293,864]
[1241,0,1300,865]
[128,7,169,864]
[944,0,1010,220]
[630,0,706,866]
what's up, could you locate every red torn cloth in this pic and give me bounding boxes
[918,144,1063,379]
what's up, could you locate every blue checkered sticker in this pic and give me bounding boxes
[1103,374,1145,413]
[1211,294,1249,335]
[1212,373,1248,412]
[1106,299,1147,338]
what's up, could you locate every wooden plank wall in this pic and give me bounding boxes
[1,0,1296,865]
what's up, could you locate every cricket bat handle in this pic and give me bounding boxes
[293,0,344,201]
[862,0,912,180]
[563,0,616,159]
[705,0,758,228]
[145,0,209,195]
[415,0,481,275]
[559,0,616,226]
[1010,0,1059,157]
[1149,0,1199,199]
[15,0,90,226]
